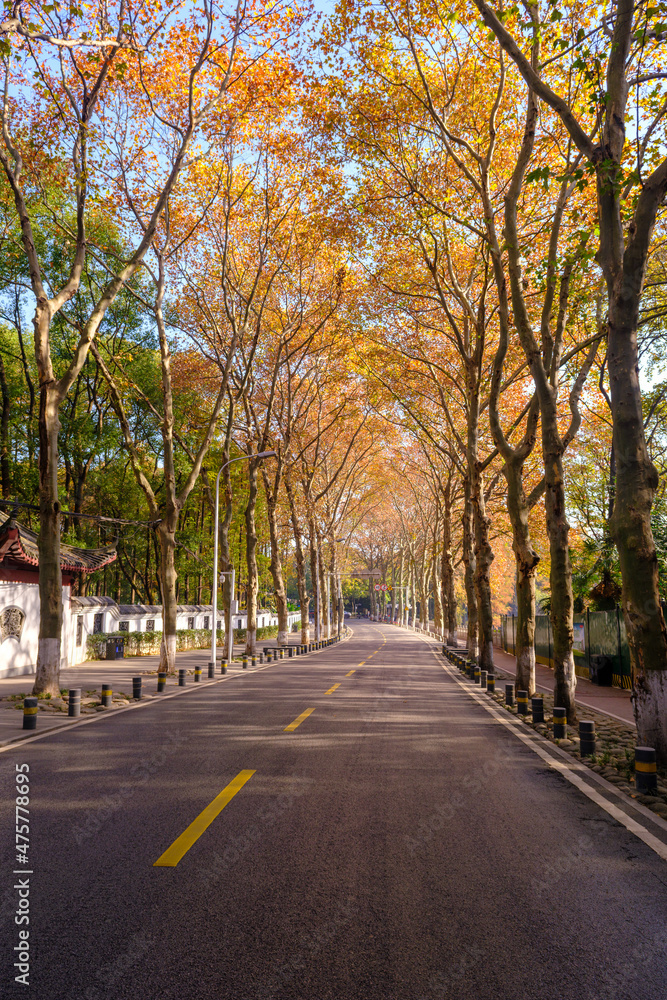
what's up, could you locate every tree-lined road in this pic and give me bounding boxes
[2,621,667,999]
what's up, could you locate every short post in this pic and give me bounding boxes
[517,690,529,715]
[178,668,186,687]
[208,662,215,679]
[288,647,294,658]
[101,685,112,708]
[194,666,202,683]
[474,665,481,684]
[220,660,227,675]
[480,669,487,691]
[259,653,264,664]
[505,683,515,707]
[531,696,544,723]
[635,747,658,794]
[279,648,285,660]
[252,655,257,667]
[579,720,595,757]
[132,677,142,700]
[23,697,38,730]
[68,688,81,718]
[487,674,495,694]
[157,673,166,693]
[242,656,248,670]
[552,707,567,738]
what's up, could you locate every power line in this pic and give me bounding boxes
[0,499,162,528]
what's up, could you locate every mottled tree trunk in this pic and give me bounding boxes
[543,408,576,721]
[608,277,667,758]
[468,379,494,671]
[462,476,478,659]
[157,511,179,674]
[0,352,11,498]
[441,482,458,645]
[286,477,309,643]
[432,531,443,636]
[504,457,538,694]
[245,460,259,655]
[309,520,321,639]
[33,384,62,697]
[266,490,288,645]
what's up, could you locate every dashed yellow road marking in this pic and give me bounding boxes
[325,683,340,695]
[284,707,315,732]
[154,770,255,867]
[345,670,356,677]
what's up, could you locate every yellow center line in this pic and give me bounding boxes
[345,669,356,677]
[154,769,255,868]
[325,683,340,695]
[284,707,315,732]
[358,661,366,667]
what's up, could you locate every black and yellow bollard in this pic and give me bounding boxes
[474,665,481,684]
[101,684,112,708]
[220,659,227,675]
[531,696,544,723]
[157,672,166,693]
[23,697,38,730]
[132,677,142,700]
[242,656,248,670]
[194,666,202,683]
[505,684,515,707]
[252,655,257,667]
[635,747,658,794]
[552,707,567,738]
[178,668,186,687]
[208,662,215,679]
[579,720,595,757]
[279,648,285,660]
[517,690,529,715]
[487,673,495,694]
[442,644,447,656]
[480,669,487,691]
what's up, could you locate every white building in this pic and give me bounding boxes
[1,512,300,678]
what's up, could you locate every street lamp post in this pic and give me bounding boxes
[210,451,276,674]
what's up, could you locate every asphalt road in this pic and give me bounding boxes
[2,620,667,1000]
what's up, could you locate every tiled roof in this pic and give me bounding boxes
[0,512,117,574]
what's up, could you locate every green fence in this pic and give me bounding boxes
[500,608,632,689]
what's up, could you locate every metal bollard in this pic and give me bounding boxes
[101,684,112,707]
[220,660,227,675]
[635,747,658,794]
[68,688,81,718]
[552,707,567,738]
[259,653,264,664]
[208,662,215,679]
[157,672,166,693]
[288,647,294,658]
[23,697,38,730]
[505,684,515,707]
[279,648,285,660]
[132,677,142,700]
[531,696,544,723]
[194,667,202,683]
[178,669,186,687]
[252,655,257,667]
[517,690,529,715]
[474,665,481,684]
[242,656,248,670]
[487,673,495,694]
[579,720,595,756]
[480,669,487,690]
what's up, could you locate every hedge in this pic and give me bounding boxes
[86,624,284,660]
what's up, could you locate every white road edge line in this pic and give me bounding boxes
[415,636,667,864]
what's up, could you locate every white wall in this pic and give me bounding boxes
[0,581,71,678]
